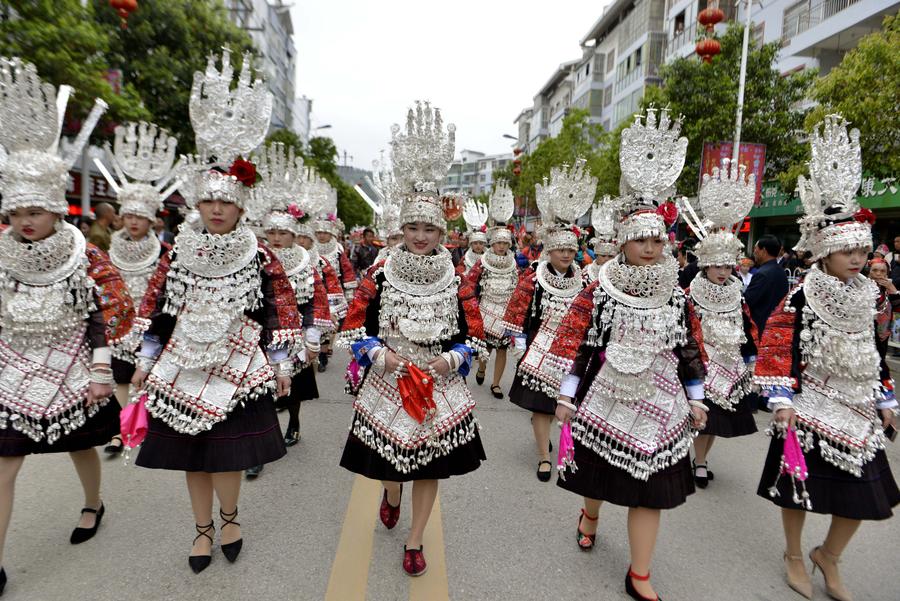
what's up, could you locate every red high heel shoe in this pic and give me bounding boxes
[625,566,662,601]
[379,484,402,529]
[576,508,598,551]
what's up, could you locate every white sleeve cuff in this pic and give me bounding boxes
[268,348,289,363]
[876,397,899,410]
[560,374,581,398]
[138,339,162,359]
[768,396,794,411]
[306,327,322,344]
[91,347,111,365]
[685,383,705,400]
[366,345,384,362]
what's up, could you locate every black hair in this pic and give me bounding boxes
[754,234,781,257]
[363,227,374,236]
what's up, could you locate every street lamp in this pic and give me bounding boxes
[315,124,332,130]
[502,134,517,140]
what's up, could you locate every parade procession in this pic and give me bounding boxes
[0,1,899,600]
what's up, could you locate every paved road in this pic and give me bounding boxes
[7,353,900,600]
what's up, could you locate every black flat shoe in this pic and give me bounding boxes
[219,507,243,563]
[0,566,7,596]
[475,369,485,385]
[317,353,328,373]
[189,522,214,574]
[104,435,123,455]
[536,460,552,482]
[625,566,662,600]
[284,425,300,447]
[70,503,105,544]
[490,384,503,399]
[692,461,709,489]
[245,465,263,479]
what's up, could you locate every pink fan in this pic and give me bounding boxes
[344,359,363,395]
[767,427,812,510]
[556,423,577,480]
[119,393,149,464]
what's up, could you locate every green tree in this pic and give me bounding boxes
[806,11,900,177]
[93,0,254,153]
[638,23,815,195]
[0,0,150,125]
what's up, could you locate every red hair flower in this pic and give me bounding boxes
[228,159,257,188]
[287,203,305,219]
[854,207,875,225]
[478,224,487,233]
[656,201,678,227]
[326,213,337,222]
[571,225,581,237]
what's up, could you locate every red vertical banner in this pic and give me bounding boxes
[700,142,766,205]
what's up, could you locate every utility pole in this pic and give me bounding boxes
[732,0,753,165]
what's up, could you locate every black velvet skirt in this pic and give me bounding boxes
[557,440,695,509]
[508,374,556,415]
[136,395,286,473]
[0,399,120,456]
[704,395,758,438]
[339,428,486,482]
[756,433,900,520]
[274,366,319,409]
[112,357,135,385]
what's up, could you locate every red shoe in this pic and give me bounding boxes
[576,508,598,551]
[403,545,427,576]
[379,484,402,529]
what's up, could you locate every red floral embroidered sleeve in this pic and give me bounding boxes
[752,296,800,391]
[337,261,383,346]
[465,261,484,292]
[339,250,357,289]
[685,296,708,365]
[86,244,135,345]
[457,276,487,357]
[320,260,348,320]
[259,244,304,355]
[501,267,536,336]
[312,270,334,331]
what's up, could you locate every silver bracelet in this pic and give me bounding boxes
[90,367,114,385]
[136,356,155,373]
[556,399,577,412]
[275,360,293,377]
[688,400,709,412]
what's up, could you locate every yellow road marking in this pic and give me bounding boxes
[324,475,381,601]
[409,494,449,601]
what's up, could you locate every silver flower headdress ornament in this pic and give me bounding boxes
[535,157,597,252]
[93,121,180,221]
[372,153,403,238]
[488,179,514,245]
[177,49,273,211]
[390,100,456,231]
[794,114,872,262]
[254,142,307,235]
[0,57,108,215]
[614,107,687,244]
[462,196,489,244]
[590,197,618,256]
[681,158,756,267]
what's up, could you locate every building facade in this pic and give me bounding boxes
[442,150,514,197]
[225,0,298,131]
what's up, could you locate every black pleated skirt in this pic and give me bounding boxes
[756,433,900,520]
[0,399,120,456]
[339,428,486,482]
[136,395,286,473]
[274,366,319,410]
[112,357,135,385]
[557,440,695,509]
[509,374,556,415]
[704,395,758,438]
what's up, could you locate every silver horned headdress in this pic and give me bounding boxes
[255,142,307,235]
[614,107,687,244]
[0,57,108,215]
[535,158,596,252]
[488,179,514,244]
[372,154,403,238]
[179,49,273,210]
[93,121,180,221]
[794,115,870,261]
[682,158,755,267]
[590,197,618,256]
[463,197,489,244]
[391,101,456,230]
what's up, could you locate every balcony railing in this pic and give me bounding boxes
[782,0,861,44]
[667,21,698,57]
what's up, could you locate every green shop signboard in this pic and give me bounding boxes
[750,174,900,218]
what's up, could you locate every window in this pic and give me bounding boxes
[674,10,686,36]
[607,51,615,74]
[604,86,612,107]
[752,22,765,47]
[480,174,486,182]
[585,62,591,76]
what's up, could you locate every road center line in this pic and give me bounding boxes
[324,475,381,601]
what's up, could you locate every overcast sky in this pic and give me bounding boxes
[291,0,611,171]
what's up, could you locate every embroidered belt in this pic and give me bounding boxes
[480,297,511,342]
[571,351,694,481]
[142,315,275,435]
[0,323,109,443]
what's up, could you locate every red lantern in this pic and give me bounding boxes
[109,0,138,29]
[513,159,521,168]
[696,37,721,63]
[513,148,523,156]
[698,6,725,33]
[513,167,522,176]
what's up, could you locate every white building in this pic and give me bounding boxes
[442,150,514,196]
[225,0,298,131]
[294,95,312,144]
[664,0,898,76]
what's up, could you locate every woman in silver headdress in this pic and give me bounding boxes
[129,51,302,573]
[0,59,134,593]
[583,200,618,284]
[546,111,707,601]
[754,117,898,601]
[338,102,486,577]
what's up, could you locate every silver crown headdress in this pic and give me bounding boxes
[535,158,596,251]
[488,179,514,244]
[253,142,306,235]
[614,107,687,244]
[93,121,180,221]
[590,197,618,256]
[681,158,755,267]
[0,57,108,215]
[390,101,456,230]
[178,49,273,210]
[794,115,870,261]
[463,197,489,244]
[310,169,342,237]
[372,154,403,238]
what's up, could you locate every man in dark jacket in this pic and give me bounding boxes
[745,234,789,338]
[889,235,900,289]
[352,228,379,275]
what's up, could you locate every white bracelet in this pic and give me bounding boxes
[275,360,293,377]
[688,400,709,412]
[440,352,459,372]
[90,367,114,385]
[557,399,577,412]
[136,356,155,373]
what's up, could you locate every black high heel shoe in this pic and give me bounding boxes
[219,507,243,563]
[70,503,105,544]
[189,522,215,574]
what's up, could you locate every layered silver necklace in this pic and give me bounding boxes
[463,248,482,271]
[480,249,518,303]
[275,245,315,305]
[690,274,745,356]
[109,229,161,302]
[316,239,342,274]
